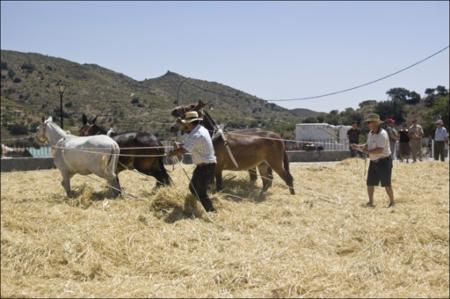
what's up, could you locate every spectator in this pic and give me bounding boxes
[398,123,410,163]
[347,122,362,158]
[385,118,399,160]
[408,119,424,162]
[433,119,449,162]
[427,136,433,158]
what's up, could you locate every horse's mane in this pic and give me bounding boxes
[93,123,109,134]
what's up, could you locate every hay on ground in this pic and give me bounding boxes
[1,159,448,297]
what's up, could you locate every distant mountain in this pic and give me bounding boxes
[1,50,320,142]
[290,108,322,118]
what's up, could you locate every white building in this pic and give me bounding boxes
[295,123,352,151]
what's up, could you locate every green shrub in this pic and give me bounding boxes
[7,69,15,79]
[21,63,35,74]
[3,88,15,97]
[8,123,28,135]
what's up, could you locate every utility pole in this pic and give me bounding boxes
[176,80,184,107]
[176,80,185,139]
[57,83,65,129]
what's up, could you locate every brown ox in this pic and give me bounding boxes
[171,101,295,195]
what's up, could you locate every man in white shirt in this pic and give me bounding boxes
[168,111,217,212]
[351,113,395,208]
[433,119,449,162]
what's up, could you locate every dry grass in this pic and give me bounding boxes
[1,159,448,298]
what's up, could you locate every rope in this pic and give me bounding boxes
[1,136,34,142]
[53,145,173,150]
[117,160,169,187]
[224,130,345,145]
[82,174,138,199]
[172,156,212,221]
[51,145,167,157]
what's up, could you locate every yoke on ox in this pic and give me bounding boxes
[171,101,295,195]
[35,117,121,197]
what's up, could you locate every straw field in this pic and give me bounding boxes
[1,159,449,298]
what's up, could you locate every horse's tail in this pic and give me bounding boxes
[106,143,119,176]
[283,149,295,195]
[159,155,172,185]
[157,142,172,185]
[283,150,290,175]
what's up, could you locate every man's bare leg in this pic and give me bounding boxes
[385,186,395,208]
[367,186,375,207]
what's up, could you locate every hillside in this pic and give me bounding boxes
[290,108,322,118]
[1,50,318,143]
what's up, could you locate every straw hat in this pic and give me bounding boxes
[364,113,383,123]
[180,111,203,123]
[435,119,444,125]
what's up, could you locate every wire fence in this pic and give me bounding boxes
[0,138,351,160]
[1,135,446,159]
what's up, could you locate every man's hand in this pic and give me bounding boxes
[352,144,367,153]
[168,146,187,159]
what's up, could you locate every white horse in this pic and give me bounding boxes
[35,117,122,197]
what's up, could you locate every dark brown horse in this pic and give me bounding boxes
[79,114,171,188]
[171,102,295,195]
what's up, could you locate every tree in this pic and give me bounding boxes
[423,86,448,107]
[431,96,449,128]
[8,123,28,135]
[435,85,449,97]
[20,63,35,74]
[7,69,15,79]
[302,116,318,123]
[374,99,405,124]
[424,88,435,97]
[386,87,410,102]
[407,91,421,105]
[324,110,339,125]
[359,100,377,108]
[316,115,325,123]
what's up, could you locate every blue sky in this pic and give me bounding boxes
[1,1,449,112]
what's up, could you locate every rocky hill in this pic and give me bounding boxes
[1,50,318,143]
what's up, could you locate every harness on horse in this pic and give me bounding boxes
[203,110,239,169]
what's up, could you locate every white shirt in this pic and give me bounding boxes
[367,128,391,161]
[182,124,217,165]
[434,127,448,141]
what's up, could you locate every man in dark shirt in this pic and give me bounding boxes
[347,122,362,157]
[398,123,410,163]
